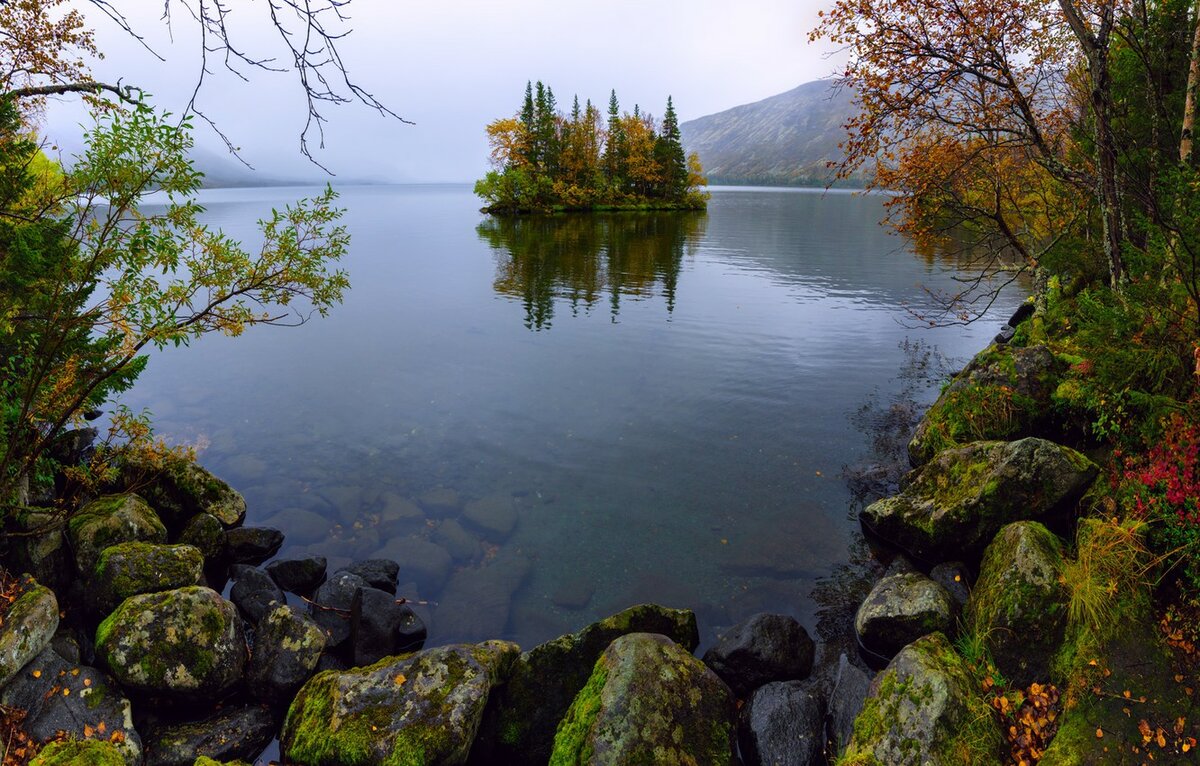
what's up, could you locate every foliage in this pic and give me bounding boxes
[476,81,708,213]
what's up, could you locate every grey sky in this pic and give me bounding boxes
[44,2,844,183]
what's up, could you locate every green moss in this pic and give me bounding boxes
[30,740,126,766]
[549,659,610,766]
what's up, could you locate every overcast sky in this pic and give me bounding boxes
[43,2,845,183]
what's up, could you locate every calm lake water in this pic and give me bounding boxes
[126,184,1024,650]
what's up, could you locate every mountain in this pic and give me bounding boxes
[680,79,858,187]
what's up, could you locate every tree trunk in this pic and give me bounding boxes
[1182,1,1200,164]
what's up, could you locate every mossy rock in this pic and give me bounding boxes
[95,586,245,700]
[854,572,957,660]
[247,604,327,705]
[473,603,700,765]
[68,494,167,575]
[966,521,1068,688]
[549,632,737,766]
[861,438,1096,561]
[9,509,71,593]
[0,578,58,688]
[30,740,127,766]
[840,632,1003,765]
[91,542,204,616]
[120,456,245,528]
[178,513,225,560]
[281,640,520,766]
[909,344,1064,465]
[144,704,276,766]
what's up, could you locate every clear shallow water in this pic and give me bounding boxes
[125,184,1024,649]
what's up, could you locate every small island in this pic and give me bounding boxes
[475,81,709,214]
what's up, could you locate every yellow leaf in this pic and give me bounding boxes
[1096,728,1105,738]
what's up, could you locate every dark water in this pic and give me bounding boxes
[125,184,1024,649]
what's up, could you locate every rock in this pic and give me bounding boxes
[229,565,285,624]
[247,605,327,704]
[861,437,1096,560]
[260,508,330,545]
[223,526,284,566]
[309,570,365,651]
[828,653,872,752]
[91,542,203,616]
[1009,301,1035,327]
[475,604,699,765]
[178,513,224,560]
[854,572,957,660]
[143,705,276,766]
[550,579,594,610]
[550,633,736,765]
[281,641,519,766]
[95,586,246,700]
[702,612,816,698]
[48,427,98,465]
[841,632,1003,765]
[371,536,452,593]
[965,521,1068,688]
[30,741,127,766]
[3,647,141,765]
[67,494,167,575]
[265,556,327,594]
[433,519,482,562]
[120,456,246,528]
[739,679,826,766]
[418,486,462,517]
[909,344,1064,466]
[351,586,427,666]
[930,561,972,611]
[9,509,71,593]
[434,555,530,642]
[462,494,518,541]
[0,577,58,689]
[338,559,400,594]
[994,324,1017,344]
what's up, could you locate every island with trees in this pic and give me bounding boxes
[474,82,709,213]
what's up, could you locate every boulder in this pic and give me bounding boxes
[30,741,127,766]
[308,570,365,652]
[841,632,1003,765]
[549,633,736,765]
[433,519,482,563]
[265,556,327,594]
[247,605,327,705]
[861,438,1096,560]
[462,494,518,541]
[229,565,285,624]
[966,521,1068,688]
[281,641,519,766]
[91,543,203,616]
[827,653,872,753]
[854,572,957,660]
[67,494,167,575]
[337,559,400,594]
[738,679,826,766]
[95,586,246,700]
[702,612,816,698]
[1,646,141,765]
[350,587,426,666]
[476,603,699,765]
[9,509,71,593]
[0,577,58,688]
[120,456,246,528]
[223,527,284,566]
[143,705,275,766]
[909,344,1064,465]
[178,513,225,560]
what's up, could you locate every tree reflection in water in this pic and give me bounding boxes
[478,212,707,330]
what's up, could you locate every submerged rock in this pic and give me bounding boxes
[475,603,699,765]
[247,604,327,705]
[370,536,452,593]
[854,572,956,660]
[462,494,518,541]
[861,437,1096,560]
[434,555,530,643]
[549,632,737,766]
[841,632,1003,765]
[0,577,58,689]
[738,679,826,766]
[966,521,1069,688]
[702,612,816,698]
[90,542,203,616]
[67,494,167,575]
[143,704,276,766]
[281,641,519,766]
[95,586,246,700]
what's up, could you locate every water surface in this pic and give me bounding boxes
[126,184,1024,648]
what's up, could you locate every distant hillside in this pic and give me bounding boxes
[680,80,859,187]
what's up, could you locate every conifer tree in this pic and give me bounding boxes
[604,89,626,189]
[655,96,688,199]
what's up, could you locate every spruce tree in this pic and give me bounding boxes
[655,96,688,199]
[520,81,536,167]
[603,89,625,189]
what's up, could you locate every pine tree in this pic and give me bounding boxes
[520,81,536,166]
[654,96,688,199]
[603,89,625,190]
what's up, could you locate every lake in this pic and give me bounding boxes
[125,184,1025,650]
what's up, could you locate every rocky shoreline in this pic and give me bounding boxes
[0,299,1180,765]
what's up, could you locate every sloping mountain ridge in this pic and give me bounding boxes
[680,79,859,187]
